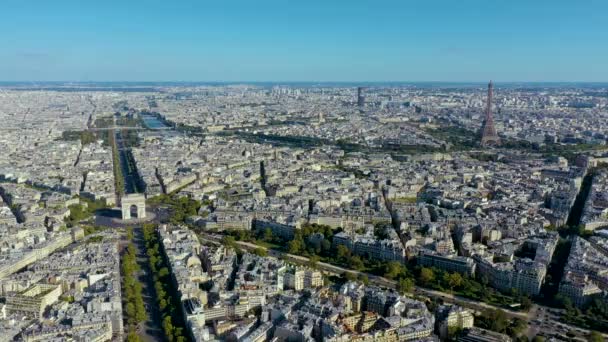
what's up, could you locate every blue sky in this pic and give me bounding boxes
[1,0,607,82]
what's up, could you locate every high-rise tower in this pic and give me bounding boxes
[357,87,365,107]
[480,81,501,146]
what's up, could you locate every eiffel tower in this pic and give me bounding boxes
[480,81,501,146]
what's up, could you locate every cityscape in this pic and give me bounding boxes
[1,1,608,342]
[1,80,607,342]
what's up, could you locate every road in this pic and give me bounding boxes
[201,234,528,320]
[200,233,607,340]
[115,131,138,194]
[123,227,164,341]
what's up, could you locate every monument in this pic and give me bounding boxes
[480,81,501,146]
[121,193,146,220]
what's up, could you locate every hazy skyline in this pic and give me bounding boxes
[1,0,607,82]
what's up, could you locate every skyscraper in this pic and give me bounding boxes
[480,81,501,146]
[357,87,365,108]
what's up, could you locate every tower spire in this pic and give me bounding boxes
[480,80,501,146]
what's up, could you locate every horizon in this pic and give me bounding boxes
[2,80,608,86]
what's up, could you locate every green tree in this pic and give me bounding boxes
[349,256,365,271]
[588,331,603,342]
[149,255,158,268]
[344,272,357,281]
[159,297,168,311]
[252,247,268,257]
[163,316,174,341]
[155,281,166,299]
[174,327,184,341]
[448,326,463,340]
[384,261,405,280]
[308,255,320,269]
[480,274,489,288]
[419,267,435,285]
[263,228,273,242]
[336,245,350,261]
[321,239,332,253]
[559,295,574,310]
[135,296,147,322]
[223,236,236,248]
[125,302,136,322]
[487,309,509,333]
[397,277,415,295]
[126,327,141,342]
[507,318,527,338]
[158,267,170,278]
[288,238,303,254]
[358,273,369,285]
[447,272,463,291]
[127,243,137,257]
[127,227,134,240]
[133,281,143,293]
